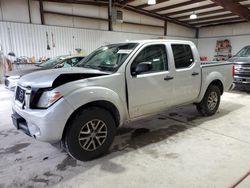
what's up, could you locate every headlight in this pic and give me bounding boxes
[37,90,62,108]
[9,75,21,80]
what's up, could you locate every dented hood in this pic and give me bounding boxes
[18,67,110,88]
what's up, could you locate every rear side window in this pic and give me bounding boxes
[172,44,194,69]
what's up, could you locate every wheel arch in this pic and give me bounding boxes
[197,78,224,103]
[62,100,121,140]
[208,79,224,95]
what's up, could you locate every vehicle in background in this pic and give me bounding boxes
[228,46,250,90]
[3,55,84,90]
[11,40,234,161]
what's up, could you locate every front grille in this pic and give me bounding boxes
[235,64,250,78]
[15,86,26,103]
[235,73,250,78]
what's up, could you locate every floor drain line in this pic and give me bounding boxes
[230,170,250,188]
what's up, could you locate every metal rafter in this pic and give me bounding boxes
[163,4,219,17]
[210,0,250,21]
[136,0,170,9]
[35,0,195,28]
[191,17,244,26]
[173,9,227,20]
[188,13,236,23]
[151,0,206,13]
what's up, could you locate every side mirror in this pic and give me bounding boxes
[8,52,16,57]
[132,62,152,76]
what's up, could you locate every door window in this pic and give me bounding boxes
[172,44,194,69]
[131,44,168,74]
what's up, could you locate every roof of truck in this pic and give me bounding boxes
[119,39,195,45]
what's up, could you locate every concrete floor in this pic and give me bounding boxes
[1,85,250,188]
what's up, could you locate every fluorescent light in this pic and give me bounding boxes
[148,0,156,5]
[190,12,197,19]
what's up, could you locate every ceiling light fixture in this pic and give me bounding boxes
[148,0,156,5]
[190,12,197,19]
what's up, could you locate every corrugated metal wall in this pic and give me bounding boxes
[0,21,197,59]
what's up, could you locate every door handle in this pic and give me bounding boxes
[192,72,199,76]
[164,76,174,81]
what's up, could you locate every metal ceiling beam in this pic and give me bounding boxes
[136,0,170,9]
[210,0,250,21]
[188,13,236,23]
[116,3,194,28]
[174,9,226,20]
[163,4,219,17]
[151,0,206,13]
[201,20,246,27]
[37,0,194,28]
[191,17,244,26]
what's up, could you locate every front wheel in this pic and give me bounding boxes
[196,85,221,116]
[63,107,116,161]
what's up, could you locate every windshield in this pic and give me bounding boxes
[39,56,66,68]
[235,46,250,57]
[76,43,138,72]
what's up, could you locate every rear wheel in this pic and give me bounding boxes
[63,107,116,161]
[196,85,221,116]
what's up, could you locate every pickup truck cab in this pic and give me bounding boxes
[11,40,234,161]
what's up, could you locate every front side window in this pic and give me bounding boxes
[76,43,138,72]
[131,44,168,74]
[172,44,194,69]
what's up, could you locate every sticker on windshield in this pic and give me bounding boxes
[117,49,133,54]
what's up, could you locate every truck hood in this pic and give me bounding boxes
[228,57,250,64]
[18,67,111,88]
[5,66,42,77]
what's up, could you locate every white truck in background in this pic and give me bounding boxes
[11,40,234,161]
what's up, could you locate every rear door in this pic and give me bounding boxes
[126,43,174,118]
[170,43,201,105]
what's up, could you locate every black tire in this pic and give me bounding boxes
[63,107,116,161]
[196,85,221,116]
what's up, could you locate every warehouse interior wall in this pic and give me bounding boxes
[197,22,250,61]
[0,0,195,38]
[0,0,197,58]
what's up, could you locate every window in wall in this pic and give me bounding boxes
[172,44,194,69]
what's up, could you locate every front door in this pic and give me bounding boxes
[126,43,174,118]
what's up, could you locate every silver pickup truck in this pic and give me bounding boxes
[11,40,234,161]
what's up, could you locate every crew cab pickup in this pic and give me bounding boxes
[11,40,234,161]
[228,46,250,90]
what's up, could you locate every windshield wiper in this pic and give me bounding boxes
[81,65,101,70]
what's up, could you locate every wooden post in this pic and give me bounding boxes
[195,28,199,39]
[28,0,32,23]
[39,0,45,25]
[108,0,113,31]
[164,20,167,36]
